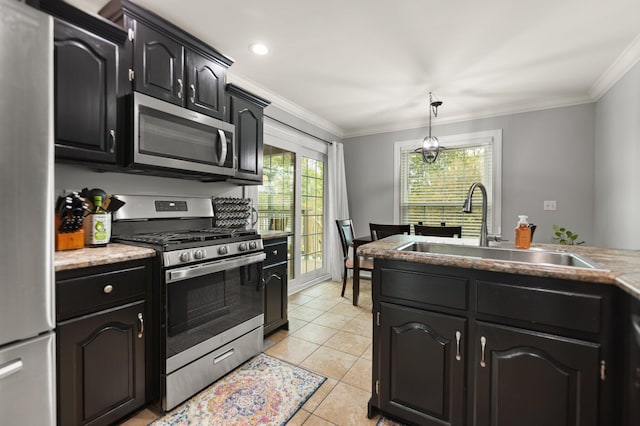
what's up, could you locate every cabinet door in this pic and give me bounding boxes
[186,50,225,119]
[58,301,146,426]
[473,321,600,426]
[230,95,264,182]
[263,263,288,335]
[54,19,117,163]
[379,302,466,426]
[133,20,184,105]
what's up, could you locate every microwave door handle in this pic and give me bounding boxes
[218,129,228,167]
[167,252,266,283]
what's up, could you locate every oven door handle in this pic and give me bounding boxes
[166,252,266,283]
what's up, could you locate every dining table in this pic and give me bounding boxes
[352,234,372,306]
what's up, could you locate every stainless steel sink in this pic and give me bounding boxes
[396,242,603,269]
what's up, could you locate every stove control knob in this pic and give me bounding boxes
[194,249,206,259]
[179,252,192,263]
[238,242,248,252]
[218,246,228,255]
[249,241,258,250]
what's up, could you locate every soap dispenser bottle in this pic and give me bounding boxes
[515,215,531,249]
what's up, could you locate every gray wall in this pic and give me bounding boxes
[343,103,596,245]
[594,61,640,249]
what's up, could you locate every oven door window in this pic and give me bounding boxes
[139,107,220,166]
[166,262,263,358]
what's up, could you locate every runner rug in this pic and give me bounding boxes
[149,353,325,426]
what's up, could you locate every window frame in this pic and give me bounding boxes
[393,129,503,236]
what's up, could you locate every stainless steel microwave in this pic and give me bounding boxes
[125,92,235,177]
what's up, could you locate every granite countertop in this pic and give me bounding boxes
[54,243,157,272]
[260,230,293,241]
[357,235,640,299]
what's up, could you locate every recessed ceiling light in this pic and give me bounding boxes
[249,42,269,56]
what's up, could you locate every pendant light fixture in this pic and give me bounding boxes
[420,92,444,163]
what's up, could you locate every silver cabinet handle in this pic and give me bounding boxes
[0,359,23,380]
[214,349,234,364]
[109,129,115,153]
[190,83,196,103]
[103,285,113,294]
[137,312,144,339]
[272,250,278,255]
[217,129,228,166]
[455,331,462,361]
[177,78,183,99]
[480,336,487,367]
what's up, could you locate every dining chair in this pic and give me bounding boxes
[336,219,373,297]
[369,223,411,241]
[414,224,462,238]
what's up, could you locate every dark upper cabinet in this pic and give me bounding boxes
[101,0,231,120]
[227,84,270,183]
[54,19,118,163]
[473,321,600,426]
[186,50,225,118]
[133,20,184,106]
[378,302,466,426]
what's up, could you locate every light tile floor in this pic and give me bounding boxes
[120,278,385,425]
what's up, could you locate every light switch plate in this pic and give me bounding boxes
[544,200,557,211]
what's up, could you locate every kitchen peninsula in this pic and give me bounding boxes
[359,235,640,426]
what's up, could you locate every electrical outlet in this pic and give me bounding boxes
[543,200,557,211]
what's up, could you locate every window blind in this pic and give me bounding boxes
[399,141,494,237]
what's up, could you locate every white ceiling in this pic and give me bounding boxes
[79,0,640,138]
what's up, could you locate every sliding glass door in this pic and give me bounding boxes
[255,119,329,290]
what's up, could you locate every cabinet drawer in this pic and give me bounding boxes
[264,241,287,266]
[57,265,147,321]
[380,269,468,310]
[476,281,602,334]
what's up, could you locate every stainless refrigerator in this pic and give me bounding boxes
[0,0,56,424]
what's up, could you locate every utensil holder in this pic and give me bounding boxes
[55,215,85,251]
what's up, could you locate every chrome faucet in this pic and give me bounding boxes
[462,182,489,247]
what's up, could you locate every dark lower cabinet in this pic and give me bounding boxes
[56,258,151,426]
[370,260,613,426]
[378,302,466,426]
[473,321,600,426]
[58,301,145,426]
[626,297,640,426]
[54,19,118,163]
[263,237,289,335]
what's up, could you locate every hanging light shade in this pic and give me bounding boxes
[421,135,440,163]
[419,92,444,164]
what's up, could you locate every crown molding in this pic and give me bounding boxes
[342,96,594,139]
[226,71,345,138]
[590,33,640,100]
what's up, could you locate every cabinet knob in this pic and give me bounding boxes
[272,250,278,255]
[103,284,113,294]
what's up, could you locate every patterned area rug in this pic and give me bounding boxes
[150,353,325,426]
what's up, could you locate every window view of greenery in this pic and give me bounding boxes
[258,146,295,277]
[301,157,324,274]
[400,143,494,237]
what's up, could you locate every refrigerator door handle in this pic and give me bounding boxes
[0,359,23,380]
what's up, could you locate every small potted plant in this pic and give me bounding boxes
[552,225,584,245]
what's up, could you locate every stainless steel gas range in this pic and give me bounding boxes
[112,195,265,411]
